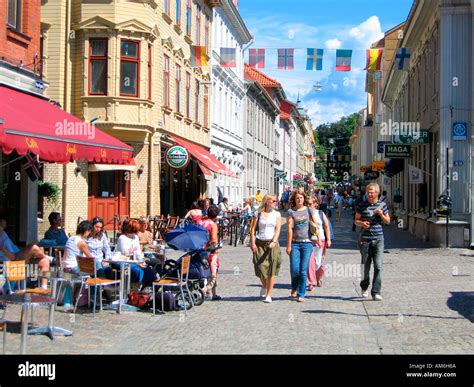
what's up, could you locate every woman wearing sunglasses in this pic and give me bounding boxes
[249,194,282,303]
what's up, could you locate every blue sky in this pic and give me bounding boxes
[238,0,414,126]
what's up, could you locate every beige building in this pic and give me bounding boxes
[40,0,216,234]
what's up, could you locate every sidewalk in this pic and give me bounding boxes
[1,208,473,354]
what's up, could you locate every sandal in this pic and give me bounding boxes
[307,285,315,292]
[290,290,297,298]
[317,279,323,287]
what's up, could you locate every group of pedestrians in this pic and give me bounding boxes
[247,182,390,303]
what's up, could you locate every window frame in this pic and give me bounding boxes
[186,0,192,37]
[88,38,108,96]
[163,54,171,107]
[164,0,170,15]
[148,44,153,100]
[7,0,21,31]
[175,64,182,112]
[194,79,200,123]
[175,0,181,24]
[195,2,201,45]
[186,72,191,118]
[119,39,140,98]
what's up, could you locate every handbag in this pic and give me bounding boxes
[128,291,151,309]
[307,208,319,238]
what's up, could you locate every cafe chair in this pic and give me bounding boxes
[152,254,193,316]
[75,256,121,316]
[4,260,51,328]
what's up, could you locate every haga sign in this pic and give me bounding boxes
[384,144,411,158]
[166,146,190,169]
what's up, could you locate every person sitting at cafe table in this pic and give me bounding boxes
[137,217,154,250]
[42,212,68,247]
[86,217,114,279]
[116,219,154,285]
[0,215,51,289]
[219,197,230,215]
[63,221,94,275]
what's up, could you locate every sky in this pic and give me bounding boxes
[238,0,414,127]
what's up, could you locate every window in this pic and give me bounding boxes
[186,72,191,117]
[195,3,201,45]
[195,80,200,122]
[89,39,108,95]
[186,0,192,36]
[203,86,209,127]
[163,55,170,107]
[120,40,139,97]
[175,0,181,24]
[7,0,21,30]
[148,44,152,100]
[175,64,181,112]
[164,0,170,15]
[205,15,210,53]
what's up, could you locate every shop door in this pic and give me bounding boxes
[88,171,130,229]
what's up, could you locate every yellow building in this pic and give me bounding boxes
[40,0,216,234]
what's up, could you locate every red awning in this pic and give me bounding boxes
[0,84,133,164]
[168,135,236,177]
[198,163,213,177]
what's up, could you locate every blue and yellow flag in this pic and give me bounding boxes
[306,48,323,71]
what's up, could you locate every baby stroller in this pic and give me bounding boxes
[140,245,219,309]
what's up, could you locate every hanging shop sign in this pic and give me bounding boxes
[166,146,190,169]
[393,129,429,144]
[384,144,411,158]
[452,122,467,141]
[371,161,385,171]
[360,166,371,173]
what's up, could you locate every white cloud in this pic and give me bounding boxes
[325,39,342,50]
[349,16,384,44]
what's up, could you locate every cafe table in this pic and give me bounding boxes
[0,293,56,354]
[102,256,147,314]
[27,271,79,340]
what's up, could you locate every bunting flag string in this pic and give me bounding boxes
[190,45,410,72]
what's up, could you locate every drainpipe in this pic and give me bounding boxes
[470,0,474,247]
[148,132,155,216]
[62,0,72,229]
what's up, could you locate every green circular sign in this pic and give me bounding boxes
[166,146,190,169]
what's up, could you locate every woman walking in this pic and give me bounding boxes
[249,194,282,303]
[306,198,331,291]
[286,190,318,302]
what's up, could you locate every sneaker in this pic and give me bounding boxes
[63,303,73,308]
[361,290,369,298]
[373,294,383,301]
[263,296,272,303]
[260,287,266,297]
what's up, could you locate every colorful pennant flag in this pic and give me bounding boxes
[306,48,323,71]
[220,47,236,67]
[277,49,294,70]
[396,47,410,70]
[191,46,208,67]
[21,150,41,182]
[366,49,383,71]
[249,48,265,68]
[336,49,352,71]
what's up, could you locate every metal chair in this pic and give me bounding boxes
[75,256,121,316]
[3,260,51,329]
[152,254,194,315]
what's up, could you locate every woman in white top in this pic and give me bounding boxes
[63,221,93,275]
[249,194,282,303]
[116,219,154,284]
[307,198,331,290]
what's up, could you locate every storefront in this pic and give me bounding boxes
[0,84,134,243]
[160,134,234,216]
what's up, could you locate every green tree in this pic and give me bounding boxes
[312,112,358,181]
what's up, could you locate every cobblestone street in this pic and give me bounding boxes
[2,209,473,354]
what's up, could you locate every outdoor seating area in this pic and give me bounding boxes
[0,212,218,354]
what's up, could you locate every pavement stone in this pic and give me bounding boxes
[1,208,473,354]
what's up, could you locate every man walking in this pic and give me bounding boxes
[354,183,390,301]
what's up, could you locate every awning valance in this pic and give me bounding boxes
[88,160,136,172]
[168,135,236,177]
[0,84,133,164]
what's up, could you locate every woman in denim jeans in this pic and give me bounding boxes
[286,190,318,302]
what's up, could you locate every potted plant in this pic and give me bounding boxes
[38,181,61,208]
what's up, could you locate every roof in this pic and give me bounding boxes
[244,64,281,88]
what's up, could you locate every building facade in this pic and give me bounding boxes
[0,0,46,243]
[40,0,218,232]
[376,0,472,247]
[209,0,251,207]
